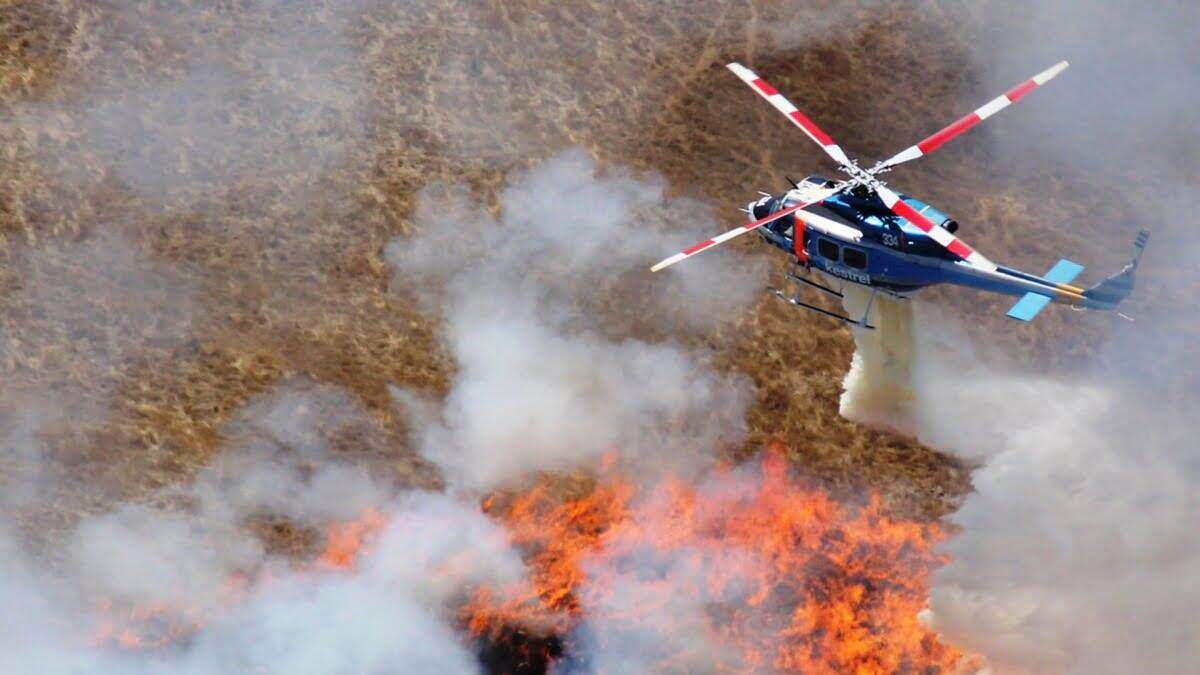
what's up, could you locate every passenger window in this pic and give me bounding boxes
[843,247,867,270]
[817,238,840,261]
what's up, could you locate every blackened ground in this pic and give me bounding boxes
[476,626,565,675]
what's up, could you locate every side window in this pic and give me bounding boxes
[817,237,840,261]
[843,247,867,270]
[778,213,795,239]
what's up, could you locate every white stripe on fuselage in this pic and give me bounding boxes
[792,207,863,242]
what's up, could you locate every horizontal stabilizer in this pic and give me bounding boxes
[1006,258,1084,321]
[1042,258,1085,284]
[1007,293,1052,321]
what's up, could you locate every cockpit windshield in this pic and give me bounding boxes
[900,197,951,229]
[801,175,837,189]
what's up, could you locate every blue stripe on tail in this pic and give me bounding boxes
[1043,259,1085,284]
[1007,293,1053,321]
[1006,259,1084,322]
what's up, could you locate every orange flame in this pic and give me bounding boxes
[89,508,389,651]
[90,598,206,651]
[317,507,387,570]
[476,445,966,673]
[90,447,967,673]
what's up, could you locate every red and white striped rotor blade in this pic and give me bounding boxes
[874,185,997,271]
[651,192,833,272]
[876,61,1069,170]
[727,62,855,169]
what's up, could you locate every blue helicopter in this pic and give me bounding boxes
[652,61,1148,329]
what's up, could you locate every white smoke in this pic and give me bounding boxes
[837,285,919,432]
[3,231,195,375]
[0,379,535,674]
[0,398,62,510]
[0,231,195,515]
[850,2,1200,673]
[169,491,530,675]
[570,545,756,674]
[564,465,781,675]
[0,497,519,675]
[17,0,1174,671]
[388,149,759,492]
[812,1,1200,669]
[924,321,1200,674]
[6,0,369,206]
[58,380,391,613]
[1,144,766,672]
[195,381,392,524]
[839,291,1200,673]
[176,571,483,675]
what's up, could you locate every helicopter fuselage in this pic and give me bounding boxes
[652,61,1146,326]
[751,176,1123,306]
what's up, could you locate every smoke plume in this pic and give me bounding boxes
[388,149,759,492]
[831,2,1200,671]
[841,275,1200,675]
[0,379,533,674]
[0,146,765,672]
[887,3,1200,673]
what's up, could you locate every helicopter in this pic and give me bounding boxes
[651,61,1149,329]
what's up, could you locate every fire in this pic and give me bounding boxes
[317,507,387,570]
[89,510,393,652]
[477,444,965,673]
[90,446,966,673]
[90,598,204,650]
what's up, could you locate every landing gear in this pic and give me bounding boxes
[767,263,879,330]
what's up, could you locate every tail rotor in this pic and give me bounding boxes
[1083,230,1150,308]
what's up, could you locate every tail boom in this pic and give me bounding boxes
[1002,229,1149,320]
[1005,258,1085,321]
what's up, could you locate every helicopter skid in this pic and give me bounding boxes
[798,265,913,301]
[767,286,876,330]
[767,264,880,329]
[786,269,844,298]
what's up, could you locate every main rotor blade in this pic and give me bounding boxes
[874,61,1069,171]
[651,190,836,272]
[727,63,855,170]
[874,184,997,271]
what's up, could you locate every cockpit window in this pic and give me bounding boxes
[803,175,837,189]
[902,197,951,228]
[843,247,867,270]
[817,237,840,261]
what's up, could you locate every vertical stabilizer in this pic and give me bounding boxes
[1083,230,1149,309]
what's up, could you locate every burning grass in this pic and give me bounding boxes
[92,447,966,673]
[480,447,964,673]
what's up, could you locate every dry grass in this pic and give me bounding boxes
[2,0,1164,550]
